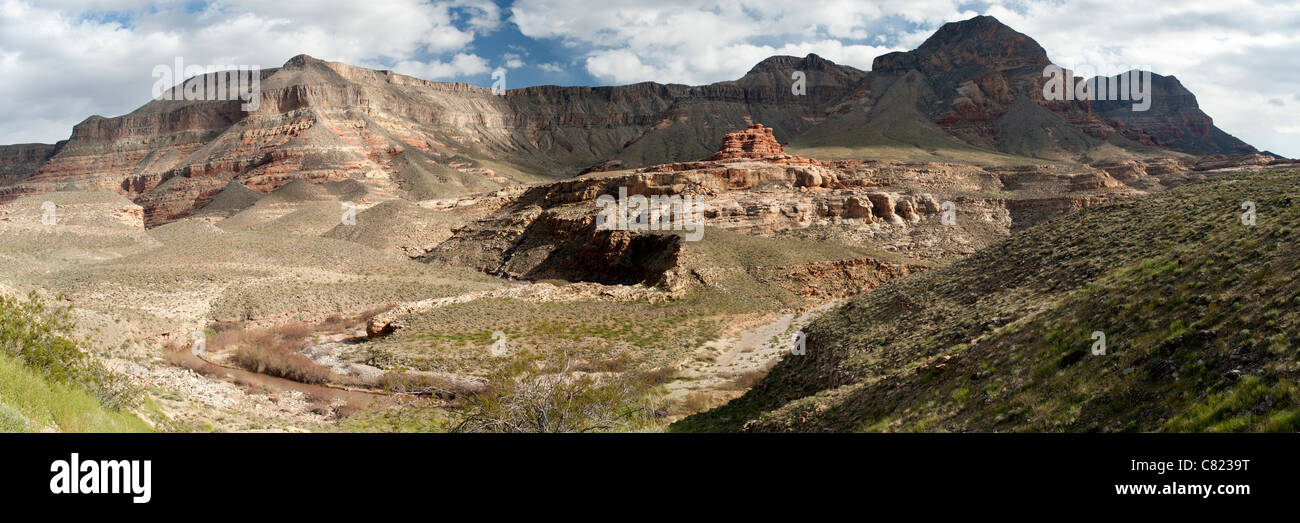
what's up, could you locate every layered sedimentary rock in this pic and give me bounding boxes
[707,124,785,160]
[1192,153,1278,171]
[419,123,1149,288]
[3,54,860,226]
[866,16,1256,160]
[0,143,58,189]
[0,15,1261,227]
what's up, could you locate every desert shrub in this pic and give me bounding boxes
[375,371,484,399]
[231,328,331,385]
[206,321,313,353]
[719,362,775,391]
[568,354,634,373]
[0,292,138,411]
[319,314,348,332]
[209,319,241,333]
[275,322,313,343]
[319,304,394,333]
[642,366,681,385]
[0,403,28,432]
[375,371,440,394]
[446,352,662,433]
[672,391,719,416]
[0,353,150,432]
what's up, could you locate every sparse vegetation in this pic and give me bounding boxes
[678,169,1300,433]
[0,352,151,432]
[0,292,138,412]
[220,322,331,384]
[0,292,148,432]
[374,371,482,399]
[445,351,664,433]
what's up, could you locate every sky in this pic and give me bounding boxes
[0,0,1296,157]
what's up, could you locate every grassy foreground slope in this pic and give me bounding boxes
[676,169,1300,432]
[0,294,151,432]
[0,353,151,432]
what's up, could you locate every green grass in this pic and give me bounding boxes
[1165,376,1300,432]
[0,353,151,432]
[0,291,151,432]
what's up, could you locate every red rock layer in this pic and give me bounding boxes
[707,124,785,160]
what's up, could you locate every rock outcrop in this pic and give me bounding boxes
[1192,153,1278,171]
[707,124,785,160]
[418,123,1146,288]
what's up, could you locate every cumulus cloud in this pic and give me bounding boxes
[511,0,1300,156]
[392,53,491,79]
[501,52,526,69]
[1,0,1297,157]
[0,0,502,144]
[511,0,963,84]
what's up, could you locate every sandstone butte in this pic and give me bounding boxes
[640,123,854,174]
[706,124,785,160]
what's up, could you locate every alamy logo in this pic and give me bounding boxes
[1042,65,1151,111]
[1241,201,1256,226]
[491,68,507,95]
[790,331,806,355]
[341,201,357,226]
[595,187,705,241]
[40,201,56,226]
[1091,331,1107,356]
[152,57,261,111]
[940,201,957,226]
[50,453,152,504]
[490,331,509,356]
[190,331,206,354]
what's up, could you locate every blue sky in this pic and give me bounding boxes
[1,0,1297,156]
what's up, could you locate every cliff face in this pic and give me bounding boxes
[1091,73,1254,155]
[0,16,1259,226]
[0,143,58,187]
[867,15,1254,160]
[2,53,866,225]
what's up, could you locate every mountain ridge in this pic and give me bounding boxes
[0,15,1260,226]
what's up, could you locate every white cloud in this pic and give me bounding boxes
[585,50,660,84]
[980,0,1300,156]
[511,0,1300,157]
[0,0,501,144]
[392,53,490,79]
[1,0,1297,157]
[502,52,526,69]
[511,0,964,84]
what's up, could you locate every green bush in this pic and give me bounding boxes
[0,292,138,411]
[447,351,663,433]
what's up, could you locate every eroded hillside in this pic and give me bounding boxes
[676,168,1300,432]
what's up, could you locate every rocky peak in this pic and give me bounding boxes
[746,53,841,75]
[1091,72,1256,154]
[707,124,785,160]
[282,54,326,69]
[873,15,1049,73]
